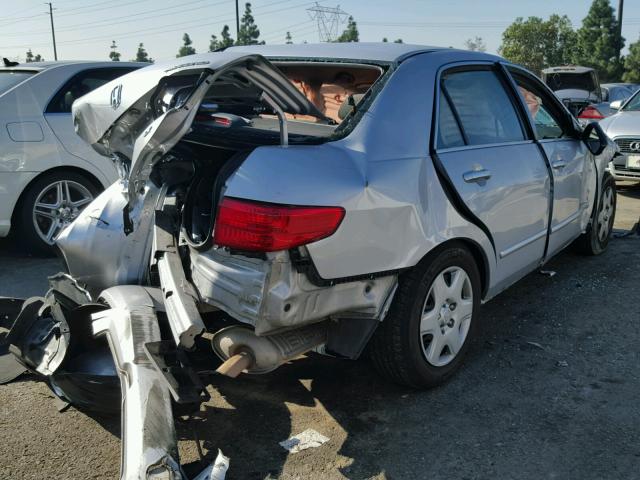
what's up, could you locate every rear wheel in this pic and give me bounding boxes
[16,171,99,255]
[369,244,481,389]
[575,173,616,255]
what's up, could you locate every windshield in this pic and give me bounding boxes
[0,70,35,95]
[622,90,640,111]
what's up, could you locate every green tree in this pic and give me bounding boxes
[336,15,359,42]
[135,43,153,63]
[220,25,234,48]
[464,36,486,52]
[623,36,640,83]
[109,40,121,61]
[237,3,262,45]
[25,49,44,62]
[209,34,220,51]
[499,15,577,74]
[574,0,624,82]
[393,38,403,44]
[177,33,196,57]
[285,31,293,44]
[382,37,388,42]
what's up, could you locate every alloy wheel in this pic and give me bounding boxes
[32,180,94,245]
[597,185,614,242]
[420,266,473,367]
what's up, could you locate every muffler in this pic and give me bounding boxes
[211,322,328,376]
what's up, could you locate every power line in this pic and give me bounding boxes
[3,0,315,50]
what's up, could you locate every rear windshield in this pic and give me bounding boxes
[544,72,596,93]
[0,70,35,95]
[194,62,384,142]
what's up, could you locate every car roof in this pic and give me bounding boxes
[541,66,595,74]
[226,42,447,63]
[0,60,144,73]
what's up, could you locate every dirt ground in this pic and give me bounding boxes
[0,183,639,480]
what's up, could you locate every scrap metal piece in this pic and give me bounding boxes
[157,251,204,350]
[93,285,214,480]
[154,206,205,350]
[0,298,28,384]
[144,340,210,404]
[6,296,70,376]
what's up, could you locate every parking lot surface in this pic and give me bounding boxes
[0,183,638,479]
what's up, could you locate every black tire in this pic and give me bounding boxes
[15,171,100,256]
[574,173,616,256]
[369,243,481,389]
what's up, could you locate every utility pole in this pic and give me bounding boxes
[617,0,624,60]
[235,0,240,42]
[46,2,58,60]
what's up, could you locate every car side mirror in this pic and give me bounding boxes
[609,99,622,110]
[582,121,608,156]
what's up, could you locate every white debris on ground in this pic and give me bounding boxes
[279,429,330,453]
[194,450,229,480]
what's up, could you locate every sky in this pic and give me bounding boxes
[1,0,639,63]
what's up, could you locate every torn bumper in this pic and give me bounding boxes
[190,247,398,336]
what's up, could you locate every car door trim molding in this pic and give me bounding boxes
[436,139,536,154]
[550,210,581,234]
[499,229,547,259]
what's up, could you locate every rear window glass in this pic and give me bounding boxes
[195,63,384,141]
[0,71,35,95]
[441,70,525,146]
[46,67,137,113]
[544,72,595,92]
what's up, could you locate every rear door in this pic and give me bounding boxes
[508,67,589,257]
[434,64,550,290]
[44,67,137,161]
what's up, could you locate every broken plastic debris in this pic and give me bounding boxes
[193,450,229,480]
[557,360,569,367]
[526,341,544,350]
[279,429,329,453]
[539,270,556,277]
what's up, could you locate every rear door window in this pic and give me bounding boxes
[0,70,35,95]
[440,69,525,147]
[46,67,137,113]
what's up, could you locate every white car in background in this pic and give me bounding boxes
[0,59,141,253]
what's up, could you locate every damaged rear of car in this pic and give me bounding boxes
[1,44,617,479]
[3,48,402,478]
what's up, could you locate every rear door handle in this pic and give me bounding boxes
[551,160,566,169]
[463,169,492,183]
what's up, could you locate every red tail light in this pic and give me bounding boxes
[578,106,604,120]
[213,197,345,252]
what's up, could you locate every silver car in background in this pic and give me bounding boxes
[0,59,140,253]
[600,88,640,182]
[2,44,617,478]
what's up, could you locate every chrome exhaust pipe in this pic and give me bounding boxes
[211,322,328,376]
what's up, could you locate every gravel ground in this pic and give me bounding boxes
[0,183,638,480]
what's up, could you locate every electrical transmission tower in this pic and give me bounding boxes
[307,3,349,42]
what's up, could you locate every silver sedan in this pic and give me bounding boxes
[600,89,640,182]
[4,44,619,479]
